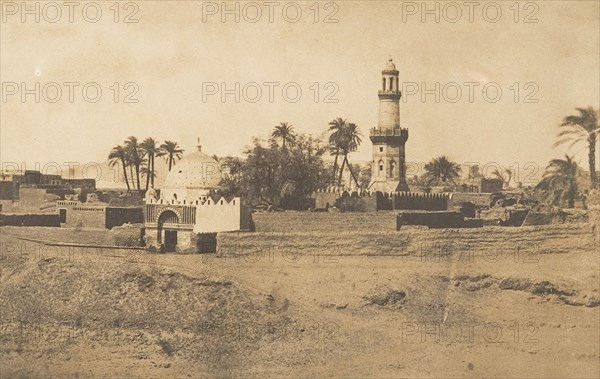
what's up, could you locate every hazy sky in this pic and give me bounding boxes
[1,1,599,181]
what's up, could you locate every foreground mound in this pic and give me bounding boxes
[0,247,314,377]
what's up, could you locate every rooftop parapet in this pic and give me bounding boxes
[147,196,240,207]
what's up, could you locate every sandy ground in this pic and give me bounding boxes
[0,218,598,378]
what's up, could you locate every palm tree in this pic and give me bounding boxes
[271,122,296,150]
[159,140,184,171]
[108,145,131,191]
[140,165,157,189]
[554,107,599,188]
[124,136,144,191]
[328,118,346,184]
[140,137,160,190]
[491,167,513,189]
[423,156,461,186]
[535,155,579,208]
[329,120,362,187]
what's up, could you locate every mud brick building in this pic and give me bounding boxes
[0,169,95,202]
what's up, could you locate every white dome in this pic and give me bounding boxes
[163,150,221,189]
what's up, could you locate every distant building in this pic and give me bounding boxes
[0,169,95,201]
[479,178,503,193]
[0,170,96,203]
[144,142,252,253]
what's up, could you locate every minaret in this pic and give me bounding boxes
[368,57,409,192]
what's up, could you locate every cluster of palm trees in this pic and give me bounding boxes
[270,119,363,187]
[327,118,362,187]
[108,137,184,191]
[536,106,599,207]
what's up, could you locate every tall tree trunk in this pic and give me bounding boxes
[145,157,151,191]
[169,153,173,171]
[151,156,155,186]
[120,159,131,191]
[135,164,141,191]
[129,165,134,191]
[332,152,339,184]
[346,158,359,187]
[338,155,347,186]
[589,135,597,189]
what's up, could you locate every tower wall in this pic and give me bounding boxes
[369,58,408,192]
[378,99,400,129]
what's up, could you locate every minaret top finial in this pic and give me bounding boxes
[384,56,397,72]
[197,137,202,152]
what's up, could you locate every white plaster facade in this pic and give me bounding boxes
[144,143,245,252]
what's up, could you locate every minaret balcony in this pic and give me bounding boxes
[370,127,408,144]
[378,90,401,100]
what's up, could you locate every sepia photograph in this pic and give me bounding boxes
[0,1,599,377]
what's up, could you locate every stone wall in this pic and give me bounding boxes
[392,192,447,210]
[396,211,468,229]
[57,201,106,228]
[0,213,61,227]
[314,191,338,209]
[193,197,241,233]
[314,190,448,212]
[108,223,144,247]
[18,188,47,207]
[480,178,503,193]
[218,222,595,258]
[448,192,493,208]
[105,207,144,229]
[0,181,18,200]
[253,211,398,233]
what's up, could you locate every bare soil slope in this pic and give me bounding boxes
[1,216,598,378]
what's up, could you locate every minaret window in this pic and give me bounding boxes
[382,78,386,91]
[378,160,384,174]
[396,77,399,91]
[390,160,396,178]
[379,147,384,152]
[388,77,393,91]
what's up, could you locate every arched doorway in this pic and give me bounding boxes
[157,210,180,252]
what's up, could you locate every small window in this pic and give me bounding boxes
[379,147,384,153]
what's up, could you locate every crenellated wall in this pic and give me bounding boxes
[193,197,242,233]
[313,189,448,212]
[391,192,448,211]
